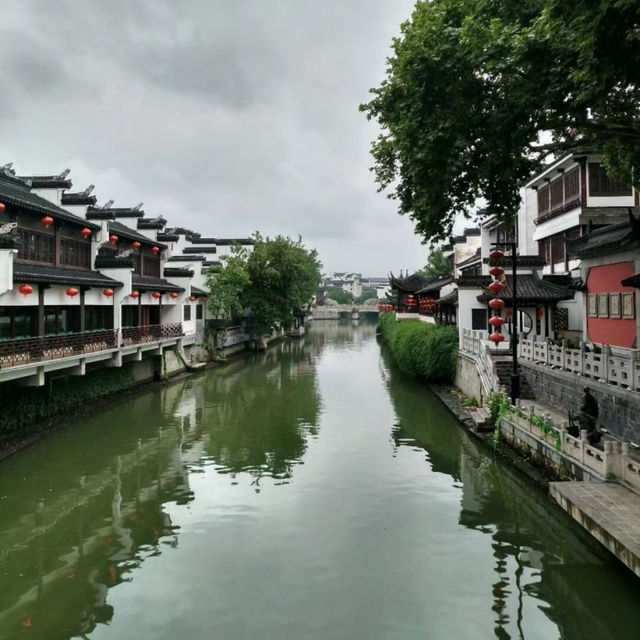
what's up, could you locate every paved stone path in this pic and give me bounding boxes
[550,481,640,577]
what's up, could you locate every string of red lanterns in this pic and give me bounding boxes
[489,250,506,345]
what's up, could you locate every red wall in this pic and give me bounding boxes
[587,262,637,348]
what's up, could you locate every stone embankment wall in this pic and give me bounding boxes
[520,361,640,443]
[455,353,485,403]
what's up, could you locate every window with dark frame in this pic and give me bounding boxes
[588,163,632,197]
[196,304,203,320]
[184,304,191,321]
[471,308,488,331]
[16,229,55,264]
[60,237,91,269]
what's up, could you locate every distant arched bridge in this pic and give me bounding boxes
[310,305,380,320]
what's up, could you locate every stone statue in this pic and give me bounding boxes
[568,387,601,444]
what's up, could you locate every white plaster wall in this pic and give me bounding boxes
[0,249,16,295]
[457,287,485,342]
[454,235,481,277]
[31,187,62,206]
[533,209,580,242]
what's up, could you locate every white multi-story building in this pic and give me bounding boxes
[0,164,253,386]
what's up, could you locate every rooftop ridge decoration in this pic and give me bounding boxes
[61,184,97,206]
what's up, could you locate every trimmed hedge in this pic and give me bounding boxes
[379,312,458,383]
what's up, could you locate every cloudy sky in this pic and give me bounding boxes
[0,0,431,276]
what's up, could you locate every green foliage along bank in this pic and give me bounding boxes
[0,367,135,449]
[378,312,458,384]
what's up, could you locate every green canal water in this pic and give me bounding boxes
[1,321,639,640]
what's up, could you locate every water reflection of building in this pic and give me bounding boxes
[0,383,201,638]
[384,355,640,640]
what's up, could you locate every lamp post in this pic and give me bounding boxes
[491,240,520,403]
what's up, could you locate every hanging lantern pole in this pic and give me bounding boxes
[491,240,519,403]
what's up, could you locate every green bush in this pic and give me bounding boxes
[378,312,458,383]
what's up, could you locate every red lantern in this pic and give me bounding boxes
[489,281,505,294]
[536,308,544,318]
[80,227,92,238]
[199,297,207,302]
[109,235,118,245]
[489,266,504,277]
[103,288,114,297]
[152,292,162,299]
[0,202,5,212]
[489,298,505,310]
[489,316,505,328]
[41,216,54,228]
[489,332,505,344]
[169,292,178,299]
[489,250,504,262]
[132,241,141,250]
[130,291,140,299]
[189,296,196,302]
[18,284,33,296]
[66,287,79,297]
[151,246,160,254]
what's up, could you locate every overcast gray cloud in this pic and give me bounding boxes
[0,0,428,275]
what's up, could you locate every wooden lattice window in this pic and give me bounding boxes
[16,229,55,264]
[538,237,551,265]
[471,308,488,331]
[554,307,569,331]
[588,163,632,197]
[550,178,564,211]
[551,234,565,267]
[537,185,550,215]
[564,167,579,202]
[143,256,160,278]
[60,238,91,269]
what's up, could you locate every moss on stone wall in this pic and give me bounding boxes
[0,366,135,448]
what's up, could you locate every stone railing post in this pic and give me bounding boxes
[601,344,610,383]
[580,429,588,464]
[561,339,568,371]
[579,340,585,376]
[629,349,638,391]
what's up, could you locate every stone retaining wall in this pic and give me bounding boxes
[520,360,640,443]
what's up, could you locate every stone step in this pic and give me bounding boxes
[469,407,492,432]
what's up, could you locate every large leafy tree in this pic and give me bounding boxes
[326,289,355,305]
[418,249,452,282]
[360,0,640,242]
[206,235,322,334]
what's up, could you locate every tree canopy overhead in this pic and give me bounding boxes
[360,0,640,242]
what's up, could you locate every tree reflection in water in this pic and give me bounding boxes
[382,346,640,640]
[201,339,321,485]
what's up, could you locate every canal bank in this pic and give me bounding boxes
[0,329,297,461]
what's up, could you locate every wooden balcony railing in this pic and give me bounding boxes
[121,323,183,347]
[0,330,118,369]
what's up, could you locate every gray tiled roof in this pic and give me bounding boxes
[0,174,99,229]
[568,213,640,257]
[477,274,573,304]
[13,262,121,287]
[132,275,183,293]
[108,221,167,249]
